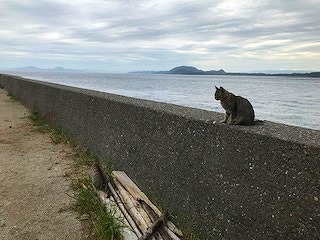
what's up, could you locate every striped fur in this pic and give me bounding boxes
[215,86,255,125]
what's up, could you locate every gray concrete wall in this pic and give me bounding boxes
[1,74,319,239]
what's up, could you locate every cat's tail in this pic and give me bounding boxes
[254,119,264,125]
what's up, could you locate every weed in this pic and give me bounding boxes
[71,177,98,214]
[93,206,124,240]
[71,177,124,240]
[29,110,122,239]
[29,111,50,132]
[74,148,98,167]
[29,111,69,144]
[7,93,17,100]
[99,156,115,178]
[50,126,69,144]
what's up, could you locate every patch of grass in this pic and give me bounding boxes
[71,177,97,214]
[7,93,17,100]
[29,111,50,132]
[50,126,69,144]
[72,149,115,180]
[71,177,124,240]
[99,156,115,178]
[29,111,69,144]
[74,148,99,167]
[94,206,124,240]
[29,110,122,239]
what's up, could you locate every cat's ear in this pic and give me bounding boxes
[220,86,225,91]
[215,86,219,90]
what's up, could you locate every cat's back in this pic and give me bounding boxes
[235,95,254,110]
[235,95,255,124]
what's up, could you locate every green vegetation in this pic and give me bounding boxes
[7,93,17,100]
[28,110,200,240]
[74,148,99,166]
[71,177,124,240]
[29,110,123,240]
[29,111,69,144]
[29,111,50,131]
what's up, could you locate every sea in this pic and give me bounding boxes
[4,71,320,131]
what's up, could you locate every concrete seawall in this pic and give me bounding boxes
[1,74,319,239]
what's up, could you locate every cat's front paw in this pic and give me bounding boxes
[220,120,227,123]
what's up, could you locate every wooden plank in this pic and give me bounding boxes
[112,171,162,216]
[138,212,167,240]
[113,178,150,233]
[112,171,183,240]
[108,182,142,238]
[139,199,181,240]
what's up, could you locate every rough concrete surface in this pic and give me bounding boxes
[0,89,84,240]
[1,74,320,239]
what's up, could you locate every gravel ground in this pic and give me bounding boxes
[0,89,85,240]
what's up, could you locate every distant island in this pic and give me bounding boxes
[132,66,320,78]
[7,66,81,73]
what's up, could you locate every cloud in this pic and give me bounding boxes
[0,0,319,72]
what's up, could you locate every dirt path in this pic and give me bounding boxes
[0,89,84,239]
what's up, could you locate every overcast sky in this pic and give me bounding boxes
[0,0,319,72]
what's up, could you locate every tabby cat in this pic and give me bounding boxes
[214,86,255,125]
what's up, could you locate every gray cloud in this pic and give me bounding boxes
[0,0,319,72]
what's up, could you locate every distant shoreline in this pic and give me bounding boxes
[131,66,320,78]
[3,65,320,78]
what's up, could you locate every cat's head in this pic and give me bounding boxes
[214,86,227,100]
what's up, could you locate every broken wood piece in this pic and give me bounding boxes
[105,196,139,240]
[113,180,159,239]
[108,182,142,238]
[139,200,168,239]
[138,199,158,222]
[161,226,182,240]
[112,171,183,239]
[154,232,164,240]
[139,199,181,240]
[166,221,183,238]
[112,171,162,216]
[113,178,150,233]
[113,178,163,239]
[138,212,167,240]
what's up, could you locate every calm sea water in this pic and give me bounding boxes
[6,71,320,131]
